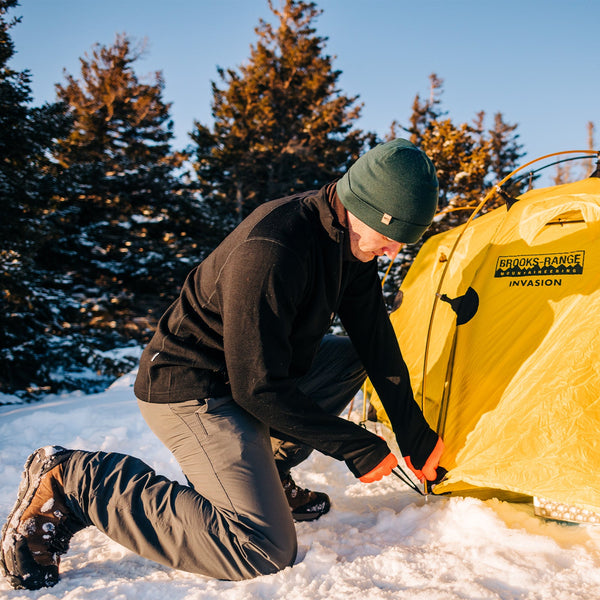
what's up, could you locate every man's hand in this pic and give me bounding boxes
[404,436,445,483]
[359,452,398,483]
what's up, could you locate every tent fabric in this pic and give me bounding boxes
[371,177,600,513]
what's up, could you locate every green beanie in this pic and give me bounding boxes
[336,139,439,244]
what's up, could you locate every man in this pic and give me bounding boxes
[1,139,445,590]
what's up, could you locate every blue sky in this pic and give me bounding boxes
[8,0,600,174]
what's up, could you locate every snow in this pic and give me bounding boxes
[2,373,600,599]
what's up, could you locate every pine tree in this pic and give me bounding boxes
[26,34,216,395]
[190,0,375,225]
[487,112,523,182]
[399,74,526,228]
[380,74,524,308]
[404,73,446,143]
[0,0,73,397]
[50,33,210,307]
[552,121,597,184]
[403,76,492,230]
[585,121,596,177]
[0,0,70,268]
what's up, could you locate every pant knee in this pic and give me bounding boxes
[271,535,297,572]
[242,529,297,578]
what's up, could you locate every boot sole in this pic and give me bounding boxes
[0,446,71,590]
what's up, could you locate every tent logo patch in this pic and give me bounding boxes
[495,251,584,286]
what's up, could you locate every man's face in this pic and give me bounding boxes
[346,210,404,262]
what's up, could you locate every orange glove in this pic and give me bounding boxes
[404,437,445,483]
[359,452,398,483]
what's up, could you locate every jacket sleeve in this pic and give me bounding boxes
[216,238,389,478]
[338,260,439,470]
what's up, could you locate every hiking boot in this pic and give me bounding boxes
[0,446,84,590]
[281,473,331,522]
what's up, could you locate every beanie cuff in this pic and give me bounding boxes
[336,139,438,244]
[337,175,431,244]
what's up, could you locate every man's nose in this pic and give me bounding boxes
[383,241,403,259]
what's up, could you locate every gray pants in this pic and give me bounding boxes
[61,335,365,580]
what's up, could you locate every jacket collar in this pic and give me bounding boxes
[305,183,357,261]
[324,182,358,261]
[305,183,342,243]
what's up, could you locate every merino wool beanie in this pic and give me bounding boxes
[336,139,439,244]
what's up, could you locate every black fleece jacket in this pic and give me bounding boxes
[134,185,438,477]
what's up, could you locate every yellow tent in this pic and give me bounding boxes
[371,175,600,522]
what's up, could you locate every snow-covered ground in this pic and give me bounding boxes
[2,373,600,600]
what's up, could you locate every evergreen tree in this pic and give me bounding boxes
[486,112,523,183]
[0,0,70,269]
[400,74,525,228]
[554,121,597,183]
[25,34,217,395]
[403,75,492,227]
[190,0,375,225]
[0,0,73,397]
[585,121,597,177]
[381,74,524,308]
[50,33,211,310]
